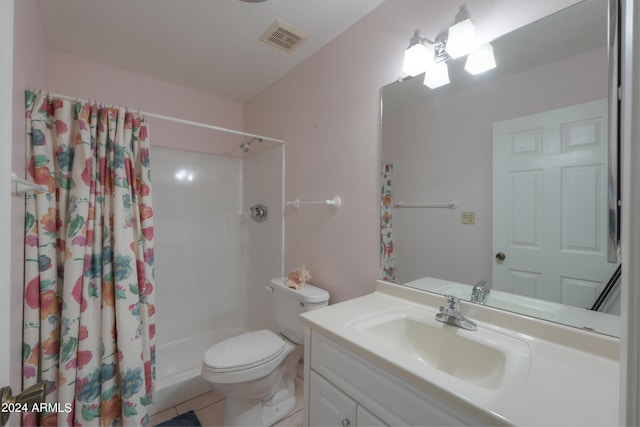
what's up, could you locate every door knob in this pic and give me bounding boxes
[0,382,46,426]
[495,252,506,261]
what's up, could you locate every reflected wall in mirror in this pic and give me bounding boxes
[380,0,621,336]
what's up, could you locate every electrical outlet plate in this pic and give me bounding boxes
[461,211,475,224]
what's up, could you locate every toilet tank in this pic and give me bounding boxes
[269,278,329,344]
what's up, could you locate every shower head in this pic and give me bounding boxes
[239,137,263,153]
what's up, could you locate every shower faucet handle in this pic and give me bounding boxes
[250,203,268,223]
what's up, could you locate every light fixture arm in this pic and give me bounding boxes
[407,29,435,48]
[434,31,449,63]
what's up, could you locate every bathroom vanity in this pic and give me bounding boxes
[301,280,620,426]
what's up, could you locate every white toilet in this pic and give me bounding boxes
[201,278,329,426]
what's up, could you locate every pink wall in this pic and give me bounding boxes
[244,0,581,303]
[47,51,244,156]
[11,0,48,388]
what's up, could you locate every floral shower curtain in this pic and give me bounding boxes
[380,163,395,281]
[22,90,156,426]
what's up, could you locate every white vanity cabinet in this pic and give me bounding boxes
[301,281,620,426]
[308,370,355,427]
[308,371,386,427]
[304,330,483,427]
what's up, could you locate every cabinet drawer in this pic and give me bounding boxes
[309,370,356,427]
[310,331,482,426]
[357,405,387,427]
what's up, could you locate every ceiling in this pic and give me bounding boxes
[36,0,386,102]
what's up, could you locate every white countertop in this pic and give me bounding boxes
[300,280,620,426]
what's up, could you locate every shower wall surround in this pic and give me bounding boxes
[152,147,246,346]
[243,145,285,333]
[150,146,284,412]
[152,145,284,347]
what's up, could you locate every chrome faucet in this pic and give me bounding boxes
[470,279,490,305]
[436,295,477,331]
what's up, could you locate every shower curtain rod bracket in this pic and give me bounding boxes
[10,172,47,194]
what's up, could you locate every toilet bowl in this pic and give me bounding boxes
[201,278,329,426]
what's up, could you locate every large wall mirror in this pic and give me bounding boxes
[380,0,621,336]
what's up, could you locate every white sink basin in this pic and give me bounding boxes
[349,308,531,390]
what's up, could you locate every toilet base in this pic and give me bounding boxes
[262,378,296,426]
[224,377,296,426]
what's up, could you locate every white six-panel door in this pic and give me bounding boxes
[493,99,618,308]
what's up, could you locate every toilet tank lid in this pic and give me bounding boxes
[271,278,330,303]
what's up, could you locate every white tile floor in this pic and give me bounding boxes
[149,377,304,427]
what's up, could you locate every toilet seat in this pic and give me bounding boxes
[202,330,293,384]
[204,330,285,372]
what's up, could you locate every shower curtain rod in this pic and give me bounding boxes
[43,90,285,144]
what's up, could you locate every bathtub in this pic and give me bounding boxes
[150,328,248,415]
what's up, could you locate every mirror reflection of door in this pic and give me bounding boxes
[492,99,618,308]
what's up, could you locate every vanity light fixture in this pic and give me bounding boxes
[464,42,496,75]
[401,4,496,88]
[401,30,432,76]
[445,5,478,59]
[424,60,450,89]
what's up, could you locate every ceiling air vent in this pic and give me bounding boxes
[259,19,308,53]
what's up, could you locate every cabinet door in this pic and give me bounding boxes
[309,371,356,427]
[357,405,388,427]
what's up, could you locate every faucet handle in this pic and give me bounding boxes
[473,279,488,290]
[444,294,459,310]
